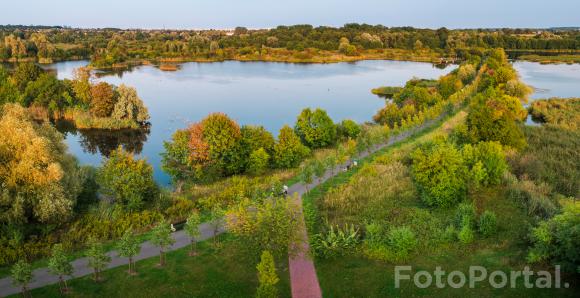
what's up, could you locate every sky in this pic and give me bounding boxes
[1,0,579,30]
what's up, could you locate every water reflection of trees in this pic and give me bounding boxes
[55,120,149,157]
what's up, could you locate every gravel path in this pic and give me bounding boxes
[0,118,435,298]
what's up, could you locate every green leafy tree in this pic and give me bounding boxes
[86,238,111,282]
[273,125,310,168]
[324,153,338,175]
[248,148,270,175]
[11,62,42,91]
[184,212,201,256]
[150,222,175,266]
[337,119,361,140]
[294,108,337,148]
[227,197,300,257]
[209,206,225,247]
[312,159,326,183]
[11,260,33,296]
[161,129,193,186]
[299,163,314,192]
[467,93,527,150]
[48,244,73,293]
[411,142,467,207]
[201,113,244,175]
[256,250,279,298]
[117,230,141,275]
[111,84,150,123]
[97,146,159,211]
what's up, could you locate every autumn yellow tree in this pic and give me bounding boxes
[0,104,82,224]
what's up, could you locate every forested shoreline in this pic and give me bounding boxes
[1,24,580,68]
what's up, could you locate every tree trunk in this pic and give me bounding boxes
[129,256,133,274]
[64,278,69,292]
[59,275,64,293]
[159,249,164,266]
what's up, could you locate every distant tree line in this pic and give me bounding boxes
[1,24,579,66]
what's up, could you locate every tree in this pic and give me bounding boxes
[90,82,116,117]
[256,250,279,298]
[324,153,338,175]
[184,212,201,256]
[241,125,275,157]
[411,142,467,207]
[273,125,310,168]
[248,148,270,175]
[11,62,42,91]
[337,119,361,140]
[96,146,159,211]
[117,230,141,275]
[86,238,111,282]
[48,244,73,293]
[299,163,314,192]
[312,159,326,183]
[11,260,33,296]
[467,90,527,150]
[161,129,194,186]
[0,104,85,225]
[71,66,93,106]
[201,113,244,175]
[111,84,150,123]
[209,206,225,247]
[150,222,175,266]
[227,197,300,257]
[294,108,337,148]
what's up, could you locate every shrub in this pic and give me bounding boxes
[311,224,360,259]
[256,250,279,298]
[455,202,476,228]
[411,142,467,207]
[478,211,497,237]
[527,199,580,272]
[458,218,474,244]
[387,226,417,261]
[442,225,457,242]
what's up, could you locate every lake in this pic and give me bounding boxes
[46,60,456,185]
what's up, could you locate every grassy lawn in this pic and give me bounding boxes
[11,235,291,298]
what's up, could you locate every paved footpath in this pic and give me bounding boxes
[0,119,432,298]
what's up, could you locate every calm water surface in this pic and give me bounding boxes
[46,60,456,185]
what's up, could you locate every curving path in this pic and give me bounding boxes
[0,118,437,298]
[284,123,425,298]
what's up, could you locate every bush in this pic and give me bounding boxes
[527,199,580,272]
[478,211,497,237]
[454,202,476,228]
[411,142,467,207]
[458,220,475,244]
[311,224,360,259]
[387,226,417,261]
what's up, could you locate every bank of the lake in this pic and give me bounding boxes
[46,59,455,185]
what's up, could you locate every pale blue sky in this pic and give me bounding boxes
[1,0,579,29]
